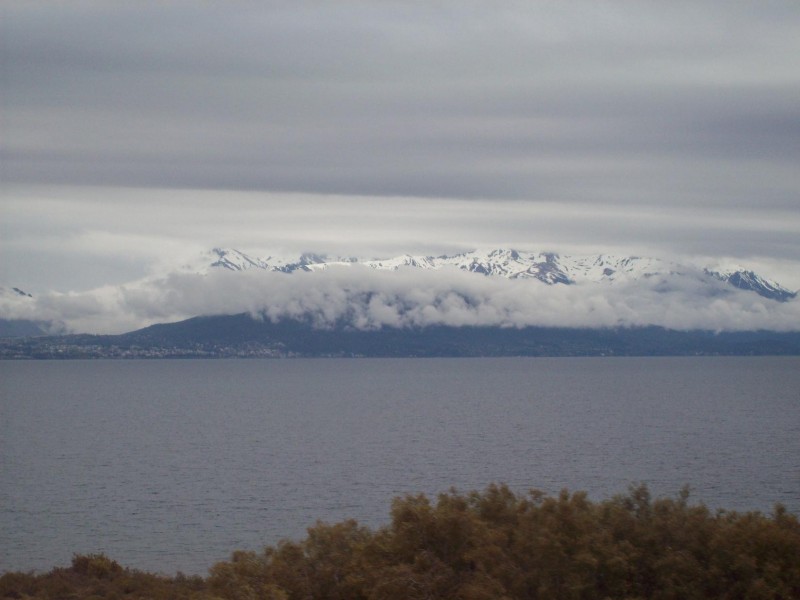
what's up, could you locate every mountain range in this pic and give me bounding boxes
[1,247,798,356]
[202,247,796,302]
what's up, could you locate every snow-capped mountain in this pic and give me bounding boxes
[202,248,796,302]
[704,268,796,303]
[2,250,797,340]
[207,248,341,273]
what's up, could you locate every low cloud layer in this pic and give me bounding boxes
[3,267,798,335]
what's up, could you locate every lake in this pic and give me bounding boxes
[1,357,798,575]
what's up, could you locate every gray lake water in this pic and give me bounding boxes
[1,357,798,575]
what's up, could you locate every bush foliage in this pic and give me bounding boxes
[2,485,798,599]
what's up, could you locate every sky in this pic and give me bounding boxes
[1,1,799,332]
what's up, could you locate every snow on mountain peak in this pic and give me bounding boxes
[201,247,796,302]
[705,268,796,302]
[209,248,271,272]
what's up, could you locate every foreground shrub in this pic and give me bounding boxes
[205,484,799,600]
[0,553,213,600]
[2,485,798,599]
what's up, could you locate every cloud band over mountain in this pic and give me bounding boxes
[3,262,799,335]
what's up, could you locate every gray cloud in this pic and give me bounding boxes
[3,267,799,335]
[4,1,799,202]
[2,2,799,299]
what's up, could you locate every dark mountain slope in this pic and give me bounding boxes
[6,313,799,358]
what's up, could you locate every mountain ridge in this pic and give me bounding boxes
[200,247,796,302]
[3,314,799,358]
[2,249,796,340]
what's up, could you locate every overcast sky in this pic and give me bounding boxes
[2,1,800,296]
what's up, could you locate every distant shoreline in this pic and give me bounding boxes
[3,316,800,359]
